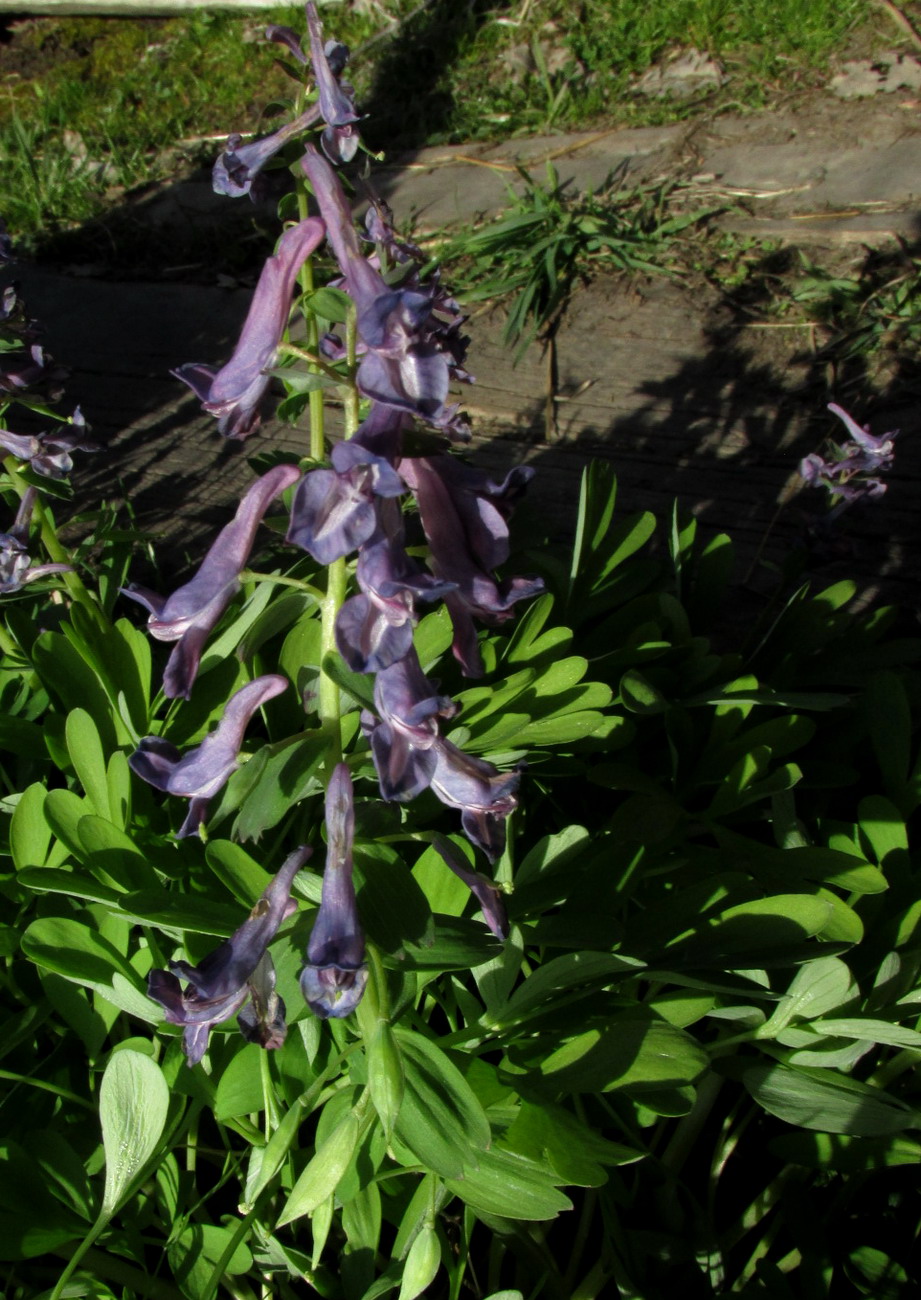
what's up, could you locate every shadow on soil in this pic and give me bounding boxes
[10,208,921,619]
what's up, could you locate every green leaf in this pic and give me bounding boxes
[398,1224,441,1300]
[864,671,911,801]
[321,651,375,711]
[669,894,833,964]
[399,916,503,970]
[759,957,857,1036]
[100,1049,169,1214]
[0,715,46,761]
[619,669,669,715]
[78,815,160,892]
[534,1014,708,1094]
[489,952,644,1029]
[167,1224,254,1300]
[17,867,121,907]
[503,1099,642,1185]
[305,285,352,322]
[393,1030,491,1178]
[119,889,244,937]
[21,916,157,1022]
[206,839,273,906]
[106,750,132,831]
[10,782,55,871]
[741,1061,921,1135]
[355,846,434,955]
[858,795,908,865]
[214,1045,265,1121]
[365,1021,404,1140]
[231,730,326,840]
[810,1017,921,1049]
[445,1147,572,1221]
[277,1110,362,1225]
[413,605,454,670]
[504,594,573,664]
[769,1131,921,1172]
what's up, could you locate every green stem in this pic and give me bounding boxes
[239,569,324,601]
[295,187,326,463]
[50,1209,110,1300]
[51,1243,185,1300]
[0,1066,95,1110]
[276,341,343,384]
[319,556,347,773]
[344,301,361,437]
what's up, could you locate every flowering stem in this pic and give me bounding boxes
[343,301,361,437]
[295,187,326,464]
[319,555,347,771]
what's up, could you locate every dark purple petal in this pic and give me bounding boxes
[374,651,455,741]
[364,713,438,802]
[300,764,368,1018]
[399,456,543,675]
[173,218,325,438]
[213,109,321,199]
[335,593,415,673]
[265,23,308,63]
[305,2,359,163]
[130,675,288,837]
[357,345,450,421]
[237,953,288,1050]
[302,146,387,314]
[432,834,509,939]
[0,534,31,594]
[124,465,300,699]
[287,443,404,564]
[147,845,309,1064]
[430,739,520,863]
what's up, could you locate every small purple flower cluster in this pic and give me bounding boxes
[800,402,898,505]
[1,234,97,593]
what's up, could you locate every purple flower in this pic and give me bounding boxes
[0,342,65,398]
[362,649,520,858]
[800,403,898,505]
[305,1,360,164]
[286,430,406,564]
[364,649,456,801]
[237,953,288,1050]
[0,407,98,480]
[0,489,71,593]
[429,739,519,863]
[147,846,310,1065]
[174,217,325,438]
[122,464,301,699]
[334,496,454,673]
[431,834,509,939]
[399,456,544,676]
[213,108,321,200]
[302,148,470,437]
[129,674,289,837]
[0,217,13,263]
[300,763,368,1018]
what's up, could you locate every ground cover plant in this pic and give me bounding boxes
[0,0,886,258]
[2,5,921,1300]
